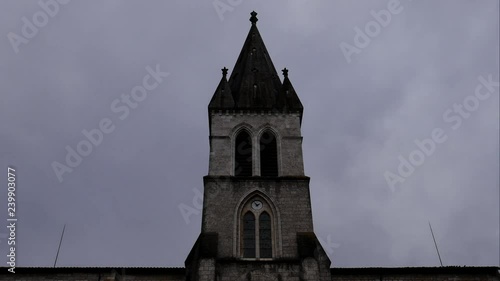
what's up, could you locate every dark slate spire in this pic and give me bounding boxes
[208,67,234,109]
[227,11,283,110]
[280,68,303,112]
[209,12,303,112]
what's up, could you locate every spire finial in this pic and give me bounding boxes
[222,67,228,78]
[250,11,258,25]
[282,68,289,78]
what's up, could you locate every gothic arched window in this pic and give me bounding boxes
[235,130,252,176]
[260,130,278,177]
[259,212,272,258]
[240,197,274,259]
[243,212,256,258]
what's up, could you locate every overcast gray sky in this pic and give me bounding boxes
[0,0,498,268]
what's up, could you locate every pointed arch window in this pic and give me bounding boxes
[243,212,256,258]
[235,130,252,176]
[260,131,278,177]
[240,197,274,259]
[259,212,272,258]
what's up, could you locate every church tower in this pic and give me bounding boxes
[185,11,332,281]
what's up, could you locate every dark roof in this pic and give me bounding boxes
[280,69,303,111]
[209,11,302,113]
[208,67,235,108]
[2,266,498,276]
[330,266,500,276]
[0,267,185,275]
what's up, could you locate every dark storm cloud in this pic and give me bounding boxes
[0,0,498,267]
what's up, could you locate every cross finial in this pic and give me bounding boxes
[222,67,228,78]
[250,11,258,25]
[282,68,289,78]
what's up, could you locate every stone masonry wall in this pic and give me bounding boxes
[202,177,313,259]
[215,261,302,281]
[208,112,304,177]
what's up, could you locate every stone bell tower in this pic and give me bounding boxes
[185,11,332,281]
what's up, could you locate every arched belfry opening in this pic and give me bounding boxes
[260,130,278,177]
[235,130,252,176]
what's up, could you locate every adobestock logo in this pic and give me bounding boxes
[213,0,243,21]
[51,64,170,183]
[384,74,499,192]
[340,0,411,64]
[317,234,341,257]
[7,0,71,54]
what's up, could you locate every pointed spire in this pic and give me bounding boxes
[209,12,303,113]
[228,11,282,110]
[208,67,234,109]
[280,68,303,113]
